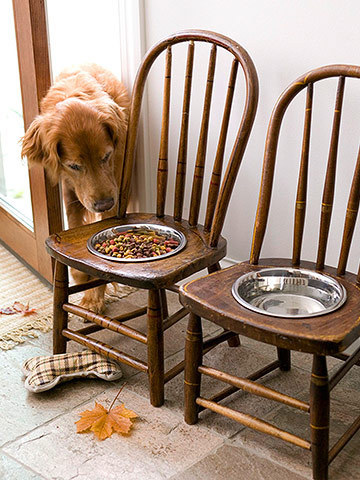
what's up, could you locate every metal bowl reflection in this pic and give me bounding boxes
[232,267,347,318]
[87,223,186,262]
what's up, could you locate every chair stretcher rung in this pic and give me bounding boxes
[329,343,360,391]
[164,329,236,383]
[199,365,309,412]
[112,306,147,322]
[62,328,148,372]
[68,279,109,295]
[166,284,180,294]
[198,360,281,411]
[328,414,360,464]
[163,307,188,330]
[75,324,103,336]
[63,303,147,344]
[196,397,311,450]
[202,330,237,351]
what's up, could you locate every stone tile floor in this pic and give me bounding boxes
[1,288,360,479]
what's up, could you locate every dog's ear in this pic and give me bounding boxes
[21,116,44,165]
[102,101,128,147]
[21,115,62,183]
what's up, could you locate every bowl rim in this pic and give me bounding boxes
[87,223,187,263]
[231,267,347,319]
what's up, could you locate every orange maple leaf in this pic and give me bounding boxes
[12,302,37,315]
[75,386,137,440]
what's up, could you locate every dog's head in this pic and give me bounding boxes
[21,97,127,213]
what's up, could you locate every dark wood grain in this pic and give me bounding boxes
[53,261,68,354]
[181,258,360,355]
[316,76,345,270]
[310,355,329,480]
[292,83,313,266]
[46,213,227,289]
[189,44,217,227]
[156,46,172,217]
[174,41,195,221]
[204,59,238,232]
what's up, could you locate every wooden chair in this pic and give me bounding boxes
[181,65,360,479]
[45,30,259,407]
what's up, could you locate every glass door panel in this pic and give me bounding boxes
[0,0,33,229]
[46,0,122,77]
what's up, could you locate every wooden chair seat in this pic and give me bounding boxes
[181,258,360,355]
[46,213,226,289]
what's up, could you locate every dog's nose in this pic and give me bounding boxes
[93,197,115,212]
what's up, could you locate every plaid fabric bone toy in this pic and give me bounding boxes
[22,350,123,392]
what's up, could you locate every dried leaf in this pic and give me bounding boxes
[0,306,16,315]
[12,302,36,315]
[76,395,137,440]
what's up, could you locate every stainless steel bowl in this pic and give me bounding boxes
[87,223,186,262]
[232,267,347,318]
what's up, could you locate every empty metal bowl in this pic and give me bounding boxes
[232,267,347,318]
[87,223,186,262]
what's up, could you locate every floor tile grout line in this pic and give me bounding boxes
[1,384,111,451]
[166,441,227,480]
[0,448,49,480]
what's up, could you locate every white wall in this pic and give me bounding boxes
[141,0,360,273]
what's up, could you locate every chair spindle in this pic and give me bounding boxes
[204,59,239,232]
[338,145,360,275]
[292,83,314,266]
[174,41,195,221]
[189,44,217,226]
[316,76,345,270]
[157,46,172,217]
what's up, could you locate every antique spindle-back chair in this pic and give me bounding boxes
[181,65,360,479]
[45,30,259,407]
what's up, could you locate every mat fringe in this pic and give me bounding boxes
[0,244,138,351]
[0,315,53,350]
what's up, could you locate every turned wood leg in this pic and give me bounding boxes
[160,288,169,319]
[208,262,241,348]
[310,354,329,480]
[147,289,165,407]
[277,347,291,371]
[53,261,69,354]
[184,313,203,425]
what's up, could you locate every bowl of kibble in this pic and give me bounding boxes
[87,223,187,262]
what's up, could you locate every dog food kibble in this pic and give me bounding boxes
[94,229,180,259]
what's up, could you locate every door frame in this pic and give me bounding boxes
[0,0,62,283]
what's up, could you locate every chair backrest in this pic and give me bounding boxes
[118,30,258,247]
[250,65,360,278]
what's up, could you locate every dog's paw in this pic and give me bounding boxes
[79,292,105,316]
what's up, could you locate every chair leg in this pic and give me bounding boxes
[310,354,329,480]
[147,289,165,407]
[184,313,203,425]
[208,262,240,348]
[53,261,69,354]
[277,347,291,371]
[160,289,169,319]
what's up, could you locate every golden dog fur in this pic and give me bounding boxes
[21,64,130,312]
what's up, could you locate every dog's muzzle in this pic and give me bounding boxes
[93,197,115,212]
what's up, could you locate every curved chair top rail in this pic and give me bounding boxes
[118,29,259,247]
[250,64,360,278]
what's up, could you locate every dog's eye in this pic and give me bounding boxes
[68,164,82,171]
[101,152,111,164]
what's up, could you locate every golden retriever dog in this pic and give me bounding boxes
[21,64,130,313]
